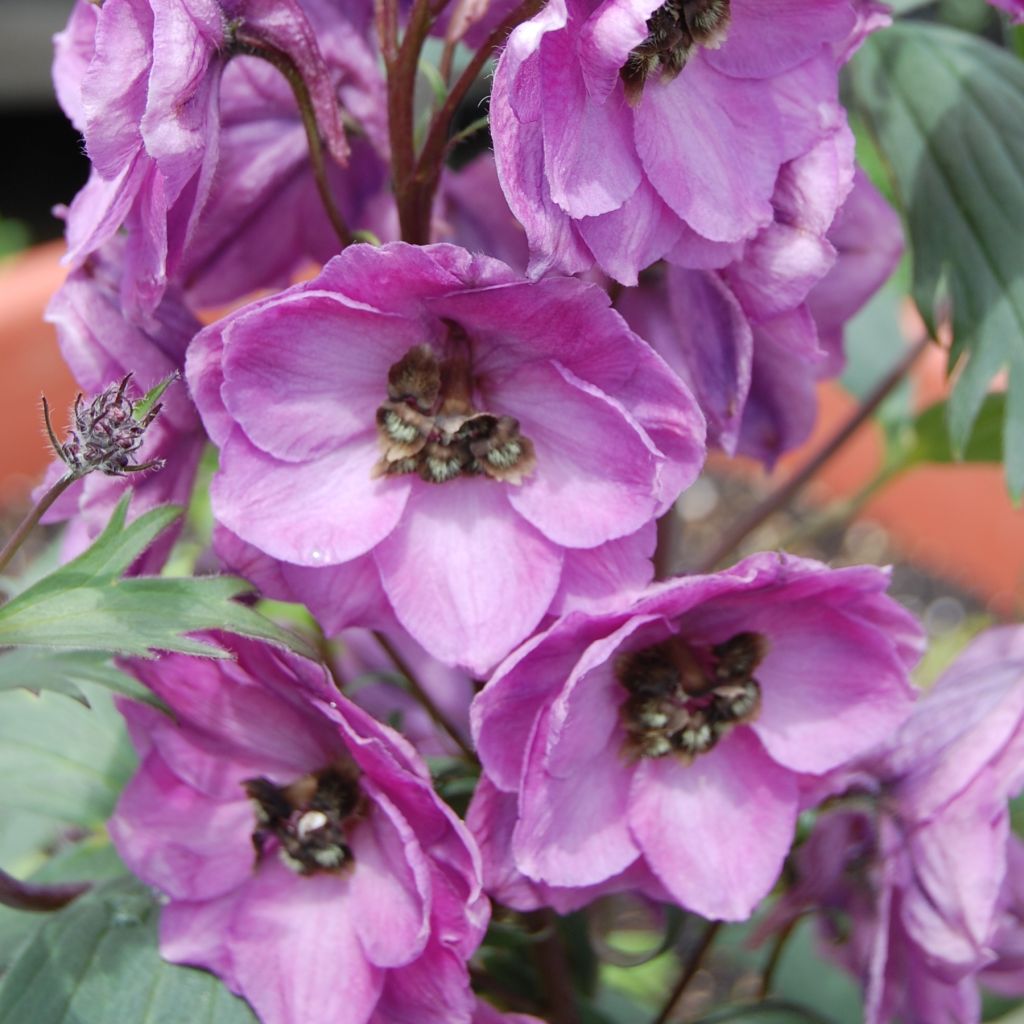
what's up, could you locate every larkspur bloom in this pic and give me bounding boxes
[491,0,866,283]
[38,241,206,570]
[53,0,348,322]
[468,774,671,913]
[763,626,1024,1023]
[471,553,921,921]
[186,242,706,674]
[110,636,489,1024]
[618,166,902,463]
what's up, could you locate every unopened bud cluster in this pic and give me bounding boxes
[45,373,163,478]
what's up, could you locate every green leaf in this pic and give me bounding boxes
[0,839,127,976]
[909,392,1006,465]
[132,372,180,423]
[847,23,1024,496]
[0,877,258,1024]
[0,686,135,828]
[0,649,156,706]
[0,497,316,660]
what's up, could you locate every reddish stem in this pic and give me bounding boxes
[0,472,76,579]
[388,0,437,242]
[403,0,544,241]
[695,334,932,574]
[0,867,90,913]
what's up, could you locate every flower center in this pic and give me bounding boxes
[373,327,536,485]
[615,630,765,760]
[620,0,731,103]
[243,758,362,876]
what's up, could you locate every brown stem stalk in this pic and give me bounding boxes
[388,0,437,242]
[695,334,931,574]
[404,0,544,241]
[652,920,722,1024]
[233,36,352,248]
[0,472,77,579]
[527,909,581,1024]
[372,631,477,761]
[758,915,801,1000]
[374,0,400,64]
[0,867,90,912]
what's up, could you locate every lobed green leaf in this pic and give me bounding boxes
[0,496,317,661]
[847,23,1024,496]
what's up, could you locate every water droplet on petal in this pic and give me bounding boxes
[309,549,324,564]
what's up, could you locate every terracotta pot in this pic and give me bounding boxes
[0,242,75,505]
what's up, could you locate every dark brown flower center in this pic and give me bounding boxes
[615,630,766,760]
[243,758,362,876]
[620,0,731,103]
[374,328,536,486]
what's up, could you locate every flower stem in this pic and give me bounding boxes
[0,472,77,579]
[388,0,437,242]
[695,333,931,574]
[527,909,581,1024]
[403,0,544,242]
[372,631,477,762]
[0,867,90,912]
[652,920,723,1024]
[758,916,800,1000]
[232,36,352,248]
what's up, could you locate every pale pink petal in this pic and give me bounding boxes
[504,361,664,547]
[212,430,410,566]
[706,0,855,79]
[635,61,780,242]
[375,480,563,674]
[222,292,427,462]
[629,729,798,920]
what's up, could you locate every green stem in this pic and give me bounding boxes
[232,35,352,248]
[527,909,581,1024]
[0,472,77,579]
[652,920,723,1024]
[758,915,801,999]
[372,631,477,762]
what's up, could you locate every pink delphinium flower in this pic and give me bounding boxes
[491,0,863,283]
[764,626,1024,1023]
[53,0,348,322]
[110,636,488,1024]
[618,166,902,464]
[471,553,921,921]
[39,241,206,571]
[186,241,706,674]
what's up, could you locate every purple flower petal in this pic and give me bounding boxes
[628,729,798,920]
[374,480,563,675]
